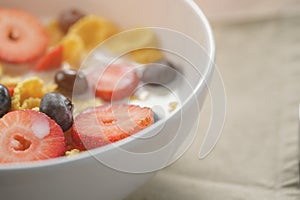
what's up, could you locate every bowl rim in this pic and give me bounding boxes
[0,0,216,171]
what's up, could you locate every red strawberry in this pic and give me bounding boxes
[0,8,49,64]
[64,128,83,151]
[7,87,14,97]
[90,64,139,101]
[72,104,154,150]
[0,110,66,163]
[34,45,63,71]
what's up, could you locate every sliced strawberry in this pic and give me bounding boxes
[0,9,49,64]
[64,128,84,151]
[0,110,66,163]
[90,64,139,101]
[72,104,154,150]
[7,87,14,97]
[34,45,63,71]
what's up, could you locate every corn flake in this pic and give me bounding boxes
[0,76,22,88]
[20,98,41,110]
[0,64,3,76]
[65,149,80,156]
[46,20,64,46]
[43,83,58,93]
[169,102,178,112]
[130,48,163,64]
[106,28,163,63]
[73,97,103,116]
[61,33,85,68]
[68,15,118,51]
[31,107,40,112]
[11,77,56,110]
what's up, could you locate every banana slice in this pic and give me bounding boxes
[68,15,118,51]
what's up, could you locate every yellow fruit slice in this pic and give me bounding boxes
[61,33,85,68]
[46,20,64,46]
[68,15,118,51]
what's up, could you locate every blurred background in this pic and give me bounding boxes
[127,0,300,200]
[196,0,300,21]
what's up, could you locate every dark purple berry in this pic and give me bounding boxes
[58,9,85,33]
[141,60,177,85]
[0,84,11,117]
[40,92,73,132]
[55,69,88,95]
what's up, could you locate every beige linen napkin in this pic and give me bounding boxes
[126,13,300,200]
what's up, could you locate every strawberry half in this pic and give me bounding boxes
[0,110,66,163]
[89,64,139,102]
[0,8,49,64]
[34,45,63,71]
[72,104,154,150]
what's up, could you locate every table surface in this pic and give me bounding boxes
[126,1,300,199]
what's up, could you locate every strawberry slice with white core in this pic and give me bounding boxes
[0,110,65,163]
[0,8,49,64]
[90,64,139,102]
[72,104,154,150]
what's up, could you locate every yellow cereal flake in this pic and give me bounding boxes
[46,20,64,46]
[0,64,3,76]
[65,149,81,156]
[69,15,119,51]
[73,97,103,116]
[43,83,58,93]
[130,48,163,64]
[169,102,178,112]
[20,98,41,110]
[61,33,85,67]
[107,28,157,52]
[31,107,40,112]
[11,77,54,111]
[129,95,140,101]
[106,28,163,63]
[0,76,22,88]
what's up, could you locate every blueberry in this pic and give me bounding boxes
[141,60,178,86]
[40,92,73,132]
[0,84,11,117]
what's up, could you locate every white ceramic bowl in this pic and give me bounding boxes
[0,0,215,199]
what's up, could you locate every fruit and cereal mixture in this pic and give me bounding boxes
[0,7,177,164]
